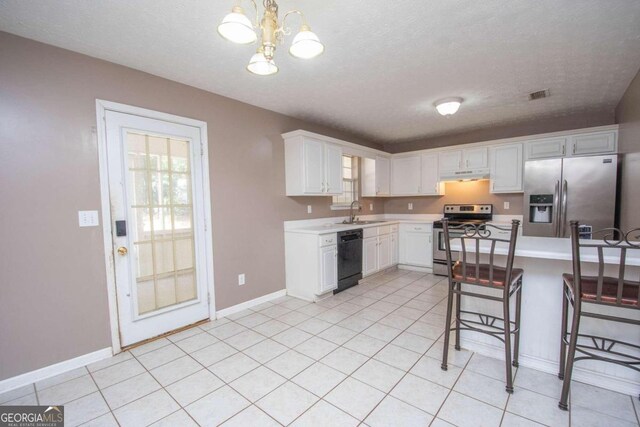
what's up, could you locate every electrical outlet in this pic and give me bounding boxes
[504,202,510,210]
[369,203,374,211]
[408,203,413,211]
[238,274,245,286]
[78,210,99,227]
[307,205,312,214]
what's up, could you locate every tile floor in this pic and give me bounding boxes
[2,269,638,426]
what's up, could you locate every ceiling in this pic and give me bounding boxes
[2,0,640,144]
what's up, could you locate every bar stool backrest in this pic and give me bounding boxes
[442,219,521,287]
[569,220,640,309]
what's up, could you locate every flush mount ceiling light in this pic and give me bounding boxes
[435,97,463,116]
[218,0,325,76]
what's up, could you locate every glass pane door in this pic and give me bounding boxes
[126,132,197,316]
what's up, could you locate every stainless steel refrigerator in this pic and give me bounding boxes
[523,154,618,238]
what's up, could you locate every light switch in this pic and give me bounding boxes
[307,205,313,214]
[369,203,374,211]
[238,274,246,286]
[503,202,510,210]
[78,210,99,227]
[408,203,413,211]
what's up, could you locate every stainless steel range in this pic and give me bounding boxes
[432,204,493,276]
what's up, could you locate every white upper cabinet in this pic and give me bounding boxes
[420,154,444,195]
[362,156,390,197]
[439,150,463,172]
[324,143,343,195]
[439,147,488,172]
[568,131,617,156]
[464,147,489,169]
[285,134,343,196]
[376,157,391,196]
[301,138,324,194]
[490,143,523,193]
[391,155,421,195]
[526,137,567,160]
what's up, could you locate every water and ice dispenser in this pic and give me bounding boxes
[529,194,553,223]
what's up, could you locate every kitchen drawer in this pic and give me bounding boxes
[363,227,378,239]
[390,224,399,233]
[378,225,391,236]
[318,233,337,247]
[400,223,432,233]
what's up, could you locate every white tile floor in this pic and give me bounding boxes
[2,269,639,426]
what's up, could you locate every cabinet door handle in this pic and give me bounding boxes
[562,145,566,156]
[572,143,576,155]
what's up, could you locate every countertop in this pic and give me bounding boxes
[284,219,434,235]
[450,235,640,266]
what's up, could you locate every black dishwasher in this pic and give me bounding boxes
[335,229,363,294]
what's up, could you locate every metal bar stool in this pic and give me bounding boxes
[558,220,640,410]
[440,219,523,393]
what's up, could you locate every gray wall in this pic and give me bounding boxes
[615,68,640,232]
[0,32,383,380]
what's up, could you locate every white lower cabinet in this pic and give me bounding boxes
[319,245,337,294]
[399,224,433,268]
[362,225,400,278]
[378,234,392,270]
[285,232,339,301]
[363,236,379,276]
[391,232,399,265]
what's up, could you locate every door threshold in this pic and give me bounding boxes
[121,318,210,352]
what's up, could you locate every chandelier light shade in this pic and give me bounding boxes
[247,49,279,75]
[289,24,324,59]
[217,6,257,44]
[435,97,463,116]
[218,0,324,75]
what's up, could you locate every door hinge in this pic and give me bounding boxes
[200,142,204,156]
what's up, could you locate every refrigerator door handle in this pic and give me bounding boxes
[553,180,560,237]
[561,180,568,237]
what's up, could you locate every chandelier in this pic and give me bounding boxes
[218,0,325,76]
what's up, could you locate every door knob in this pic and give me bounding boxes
[117,246,128,256]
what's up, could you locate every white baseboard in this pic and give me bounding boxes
[398,264,433,273]
[216,289,287,318]
[0,347,112,394]
[460,337,640,396]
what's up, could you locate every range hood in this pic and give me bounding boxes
[439,168,490,182]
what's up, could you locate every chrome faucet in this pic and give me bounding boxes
[348,200,362,224]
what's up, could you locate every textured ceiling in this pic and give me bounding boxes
[1,0,640,143]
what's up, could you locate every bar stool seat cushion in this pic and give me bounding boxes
[562,273,639,306]
[453,261,523,287]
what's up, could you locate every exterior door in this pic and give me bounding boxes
[105,110,211,347]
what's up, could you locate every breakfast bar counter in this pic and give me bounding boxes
[450,235,640,395]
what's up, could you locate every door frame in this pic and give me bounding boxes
[96,99,215,354]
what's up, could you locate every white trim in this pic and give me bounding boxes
[398,265,433,273]
[0,348,112,394]
[95,99,215,353]
[460,337,640,396]
[281,129,389,157]
[283,125,619,159]
[216,289,286,318]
